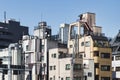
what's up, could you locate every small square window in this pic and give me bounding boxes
[66,64,70,70]
[88,72,92,77]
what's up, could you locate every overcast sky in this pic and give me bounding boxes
[0,0,120,38]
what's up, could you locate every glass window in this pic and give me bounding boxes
[54,54,56,58]
[74,64,82,70]
[116,67,120,71]
[112,56,114,61]
[66,77,70,80]
[101,77,110,80]
[41,45,44,50]
[95,63,99,68]
[101,53,110,58]
[51,54,54,58]
[70,45,73,48]
[54,65,56,70]
[61,78,63,80]
[88,72,92,77]
[116,56,120,60]
[74,77,81,80]
[50,66,52,70]
[50,77,52,80]
[85,41,90,47]
[26,45,29,51]
[66,64,70,70]
[94,51,99,57]
[81,42,84,46]
[101,65,110,71]
[41,56,44,61]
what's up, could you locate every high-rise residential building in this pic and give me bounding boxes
[111,30,120,80]
[68,12,112,80]
[0,19,28,49]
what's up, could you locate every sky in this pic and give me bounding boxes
[0,0,120,38]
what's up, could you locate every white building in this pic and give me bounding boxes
[0,43,24,80]
[59,23,69,44]
[49,48,72,80]
[111,30,120,79]
[83,59,94,80]
[22,35,42,80]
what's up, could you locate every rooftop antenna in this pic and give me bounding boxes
[4,11,6,23]
[41,13,43,22]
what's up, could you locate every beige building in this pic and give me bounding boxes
[68,12,112,80]
[49,47,83,80]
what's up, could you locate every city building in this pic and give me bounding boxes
[0,43,25,80]
[0,12,113,80]
[59,23,69,44]
[0,19,28,49]
[83,59,94,80]
[111,30,120,80]
[49,47,83,80]
[68,12,112,80]
[22,21,67,80]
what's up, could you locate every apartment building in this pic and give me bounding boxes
[68,12,112,80]
[111,30,120,80]
[49,47,83,80]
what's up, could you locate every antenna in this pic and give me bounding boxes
[4,11,6,23]
[41,13,43,22]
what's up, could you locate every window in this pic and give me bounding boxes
[54,65,56,70]
[70,45,73,48]
[101,65,110,71]
[41,56,44,61]
[85,41,90,47]
[116,56,120,60]
[42,67,44,71]
[74,64,82,70]
[50,77,52,80]
[101,53,110,58]
[95,63,99,68]
[51,53,56,58]
[88,72,92,77]
[66,64,70,70]
[81,42,84,46]
[66,77,70,80]
[101,77,110,80]
[116,67,120,71]
[94,51,99,57]
[95,75,99,80]
[112,56,114,61]
[61,78,63,80]
[41,45,44,50]
[74,77,81,80]
[84,54,86,57]
[26,45,29,51]
[53,76,55,80]
[54,54,56,58]
[50,66,52,70]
